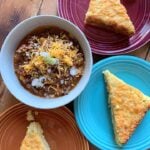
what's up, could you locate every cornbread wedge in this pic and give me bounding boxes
[20,122,50,150]
[103,70,150,146]
[85,0,135,36]
[20,111,50,150]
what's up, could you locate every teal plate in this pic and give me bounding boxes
[74,56,150,150]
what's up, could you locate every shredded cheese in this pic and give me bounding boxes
[21,35,79,73]
[22,56,44,73]
[49,42,78,66]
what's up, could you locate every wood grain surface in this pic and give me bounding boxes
[0,0,149,149]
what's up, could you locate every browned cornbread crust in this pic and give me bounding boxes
[85,0,135,36]
[103,70,150,145]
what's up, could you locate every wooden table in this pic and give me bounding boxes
[0,0,149,149]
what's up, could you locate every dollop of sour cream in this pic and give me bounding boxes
[70,66,78,76]
[31,76,46,88]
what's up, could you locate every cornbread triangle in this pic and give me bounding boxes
[20,122,50,150]
[103,70,150,146]
[85,0,135,36]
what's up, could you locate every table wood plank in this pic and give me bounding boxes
[0,80,18,113]
[130,43,149,59]
[145,44,150,61]
[40,0,58,15]
[0,0,42,47]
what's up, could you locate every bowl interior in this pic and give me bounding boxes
[0,15,92,109]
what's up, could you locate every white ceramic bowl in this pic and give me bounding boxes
[0,15,93,109]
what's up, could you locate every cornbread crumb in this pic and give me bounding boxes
[103,70,150,146]
[27,110,35,121]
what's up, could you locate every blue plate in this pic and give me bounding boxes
[74,56,150,150]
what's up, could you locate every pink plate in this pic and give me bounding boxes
[58,0,150,55]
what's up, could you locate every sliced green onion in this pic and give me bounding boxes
[43,56,59,65]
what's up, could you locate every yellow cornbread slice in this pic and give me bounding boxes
[20,122,50,150]
[103,70,150,146]
[85,0,135,36]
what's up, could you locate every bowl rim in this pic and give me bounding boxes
[0,15,93,109]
